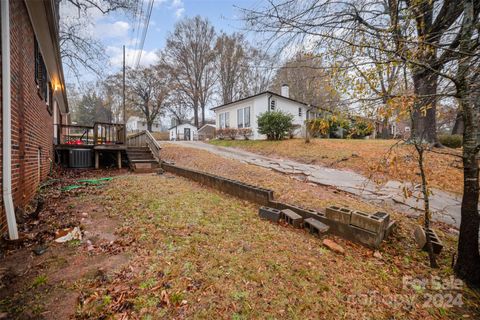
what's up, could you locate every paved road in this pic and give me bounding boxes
[167,141,462,228]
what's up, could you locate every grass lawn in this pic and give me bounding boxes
[78,174,478,319]
[209,139,463,195]
[2,170,478,319]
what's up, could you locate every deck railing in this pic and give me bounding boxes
[59,122,125,146]
[93,122,125,145]
[127,130,162,162]
[59,124,94,145]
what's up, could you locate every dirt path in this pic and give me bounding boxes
[0,171,131,319]
[168,141,462,228]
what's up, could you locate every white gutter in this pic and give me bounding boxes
[1,0,18,240]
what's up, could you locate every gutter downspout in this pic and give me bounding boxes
[1,0,18,240]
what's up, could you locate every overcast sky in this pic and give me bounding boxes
[61,0,261,83]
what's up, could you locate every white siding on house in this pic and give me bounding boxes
[169,124,198,141]
[214,93,307,140]
[127,116,163,133]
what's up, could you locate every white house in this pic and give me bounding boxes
[211,85,322,140]
[126,116,163,133]
[169,123,198,141]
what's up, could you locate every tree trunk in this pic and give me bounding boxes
[455,91,480,286]
[201,105,206,127]
[147,121,153,132]
[381,117,389,139]
[454,0,480,287]
[412,71,438,144]
[193,104,199,128]
[452,109,464,135]
[416,145,439,268]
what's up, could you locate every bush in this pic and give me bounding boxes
[348,119,374,138]
[257,111,294,140]
[215,128,226,140]
[439,134,463,148]
[224,128,238,140]
[306,115,350,138]
[238,128,253,140]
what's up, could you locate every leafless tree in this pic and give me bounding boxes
[242,0,480,285]
[242,48,274,96]
[215,33,249,104]
[59,0,136,80]
[160,16,217,127]
[240,0,473,144]
[271,52,339,111]
[125,66,169,131]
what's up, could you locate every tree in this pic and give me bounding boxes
[241,0,474,144]
[160,16,216,127]
[59,0,136,80]
[126,66,169,132]
[73,91,112,125]
[242,0,480,284]
[271,52,339,110]
[242,48,274,96]
[215,33,248,104]
[453,0,480,286]
[257,111,294,140]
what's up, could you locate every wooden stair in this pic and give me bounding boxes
[126,146,160,173]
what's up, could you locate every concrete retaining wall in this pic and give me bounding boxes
[162,162,390,248]
[162,163,274,205]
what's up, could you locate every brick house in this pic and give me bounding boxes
[1,0,69,239]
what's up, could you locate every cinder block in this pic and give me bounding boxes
[281,209,303,228]
[384,220,397,238]
[350,210,389,234]
[325,206,352,224]
[304,218,330,236]
[424,228,443,254]
[259,206,281,223]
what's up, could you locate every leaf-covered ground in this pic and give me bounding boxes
[80,174,479,319]
[209,139,463,194]
[1,168,479,319]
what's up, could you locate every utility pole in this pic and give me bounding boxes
[122,45,126,143]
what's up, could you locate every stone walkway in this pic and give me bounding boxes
[168,141,462,228]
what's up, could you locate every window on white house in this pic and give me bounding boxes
[237,108,244,128]
[237,107,251,128]
[219,112,230,128]
[270,99,276,110]
[244,107,250,127]
[298,107,302,117]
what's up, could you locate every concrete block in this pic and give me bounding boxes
[414,226,443,254]
[425,228,443,254]
[384,220,397,239]
[259,206,281,223]
[350,210,389,234]
[325,206,352,224]
[304,218,330,236]
[281,209,303,228]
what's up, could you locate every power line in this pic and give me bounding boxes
[135,0,154,68]
[130,0,145,66]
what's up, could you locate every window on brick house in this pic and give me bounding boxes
[47,82,53,115]
[34,38,48,102]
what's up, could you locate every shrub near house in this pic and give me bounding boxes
[257,111,294,140]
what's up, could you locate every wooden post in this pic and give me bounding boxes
[117,150,122,169]
[95,151,99,169]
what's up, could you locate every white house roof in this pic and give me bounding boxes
[210,90,331,113]
[198,124,216,132]
[168,123,197,130]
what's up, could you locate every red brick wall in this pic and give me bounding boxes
[0,0,55,235]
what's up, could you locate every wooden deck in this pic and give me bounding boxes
[56,122,127,168]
